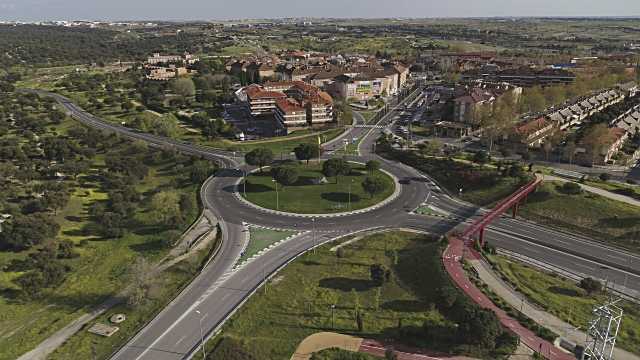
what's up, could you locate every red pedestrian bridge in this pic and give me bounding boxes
[461,175,543,246]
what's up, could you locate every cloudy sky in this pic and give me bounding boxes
[0,0,639,21]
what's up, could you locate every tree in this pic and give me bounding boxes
[370,264,390,286]
[543,141,553,161]
[294,143,320,164]
[271,166,299,188]
[121,101,134,112]
[565,141,577,165]
[580,277,603,295]
[472,150,490,165]
[384,349,398,360]
[362,176,386,198]
[245,148,274,173]
[190,160,216,183]
[0,213,59,251]
[100,212,126,238]
[14,271,46,299]
[127,257,155,307]
[458,308,502,348]
[44,188,70,215]
[365,160,380,173]
[150,191,183,226]
[560,182,582,195]
[522,86,547,113]
[170,78,196,100]
[582,124,611,165]
[599,173,611,182]
[322,158,351,183]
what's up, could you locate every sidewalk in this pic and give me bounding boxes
[443,237,574,360]
[290,332,362,360]
[470,258,639,360]
[544,174,640,208]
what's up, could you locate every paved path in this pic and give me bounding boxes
[544,174,640,208]
[290,332,363,360]
[471,258,640,360]
[443,237,574,360]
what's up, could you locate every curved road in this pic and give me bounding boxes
[29,90,640,360]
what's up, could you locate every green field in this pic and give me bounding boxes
[239,227,298,264]
[242,162,395,214]
[48,241,218,360]
[490,255,640,354]
[0,97,207,359]
[378,148,532,207]
[206,231,515,359]
[519,182,640,253]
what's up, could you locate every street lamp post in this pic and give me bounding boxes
[312,218,316,254]
[195,310,206,360]
[272,179,279,210]
[348,180,353,211]
[331,304,336,329]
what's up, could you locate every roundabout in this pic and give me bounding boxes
[238,161,397,215]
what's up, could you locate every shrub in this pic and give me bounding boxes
[559,182,582,195]
[580,277,603,295]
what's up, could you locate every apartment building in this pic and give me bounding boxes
[237,82,334,128]
[237,85,287,116]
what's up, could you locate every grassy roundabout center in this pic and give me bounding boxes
[241,161,395,214]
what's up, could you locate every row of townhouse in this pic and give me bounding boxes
[611,105,640,135]
[506,85,635,153]
[547,89,625,130]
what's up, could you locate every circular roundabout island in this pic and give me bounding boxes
[240,160,396,215]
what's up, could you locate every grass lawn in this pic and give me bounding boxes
[359,111,377,124]
[519,182,640,253]
[490,255,640,355]
[379,149,531,207]
[206,231,504,359]
[584,180,640,201]
[239,227,298,264]
[48,240,218,360]
[242,162,395,214]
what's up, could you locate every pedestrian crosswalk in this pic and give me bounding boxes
[354,124,384,129]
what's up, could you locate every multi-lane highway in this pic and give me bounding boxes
[29,89,640,360]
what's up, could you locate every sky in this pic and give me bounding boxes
[1,0,640,22]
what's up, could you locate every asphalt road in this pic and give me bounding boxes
[27,89,640,360]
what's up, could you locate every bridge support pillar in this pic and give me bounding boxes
[478,227,485,246]
[512,202,520,219]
